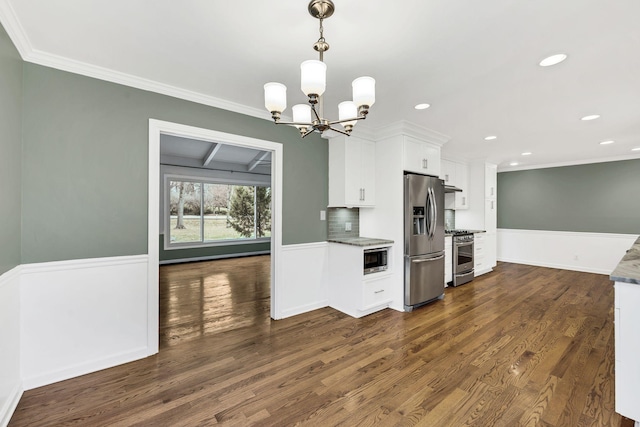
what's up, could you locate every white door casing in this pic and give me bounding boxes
[147,119,284,353]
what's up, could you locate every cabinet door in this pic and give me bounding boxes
[359,140,376,206]
[423,144,441,176]
[485,164,497,199]
[402,137,426,174]
[440,160,456,185]
[455,162,469,210]
[485,198,497,232]
[343,140,363,206]
[403,136,441,176]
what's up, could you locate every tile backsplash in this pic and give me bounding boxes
[327,208,360,239]
[445,209,455,230]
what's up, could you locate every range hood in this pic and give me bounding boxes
[444,185,463,193]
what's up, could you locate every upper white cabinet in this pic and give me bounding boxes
[455,162,469,210]
[329,135,376,207]
[455,161,498,274]
[440,160,456,185]
[403,136,441,177]
[485,164,497,199]
[441,159,469,210]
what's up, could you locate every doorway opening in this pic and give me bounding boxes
[147,119,283,354]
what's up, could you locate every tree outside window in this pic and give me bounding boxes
[168,180,271,245]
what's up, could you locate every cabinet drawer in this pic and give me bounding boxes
[362,277,391,309]
[474,254,485,270]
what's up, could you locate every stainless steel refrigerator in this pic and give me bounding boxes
[404,173,445,311]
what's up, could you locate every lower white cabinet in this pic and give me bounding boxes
[614,282,640,422]
[474,232,496,276]
[328,243,393,318]
[445,235,452,285]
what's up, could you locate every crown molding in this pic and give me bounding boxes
[373,120,451,146]
[0,0,31,56]
[27,49,273,121]
[0,3,272,122]
[497,152,640,172]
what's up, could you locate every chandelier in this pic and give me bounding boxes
[263,0,375,138]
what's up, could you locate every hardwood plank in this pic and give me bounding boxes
[8,259,635,426]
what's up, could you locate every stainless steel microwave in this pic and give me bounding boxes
[364,247,389,275]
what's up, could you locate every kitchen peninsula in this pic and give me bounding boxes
[610,236,640,425]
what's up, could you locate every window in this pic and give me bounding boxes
[167,179,271,247]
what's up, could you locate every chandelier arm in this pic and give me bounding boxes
[300,128,316,138]
[327,115,368,126]
[270,120,314,127]
[327,126,352,136]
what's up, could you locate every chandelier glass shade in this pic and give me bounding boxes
[263,0,375,137]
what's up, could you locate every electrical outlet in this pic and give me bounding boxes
[345,222,352,232]
[320,210,326,221]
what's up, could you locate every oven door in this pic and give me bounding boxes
[454,240,474,274]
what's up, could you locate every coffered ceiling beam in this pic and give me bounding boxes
[247,151,270,172]
[202,143,222,167]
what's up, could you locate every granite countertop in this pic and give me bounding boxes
[328,237,394,247]
[610,236,640,285]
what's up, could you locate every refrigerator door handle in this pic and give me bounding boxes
[431,187,438,238]
[411,254,445,263]
[428,187,436,238]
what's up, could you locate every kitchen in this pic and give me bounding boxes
[2,0,640,426]
[325,129,498,318]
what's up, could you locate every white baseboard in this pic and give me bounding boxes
[276,242,329,319]
[0,382,23,427]
[20,255,152,390]
[280,300,330,319]
[497,229,637,275]
[22,347,149,391]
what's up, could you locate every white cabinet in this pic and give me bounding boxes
[456,161,498,276]
[328,243,393,318]
[440,160,456,185]
[614,281,640,422]
[445,235,452,285]
[403,136,441,176]
[441,159,469,210]
[455,162,469,210]
[485,163,497,199]
[329,136,375,207]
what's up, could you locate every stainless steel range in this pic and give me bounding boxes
[447,230,474,287]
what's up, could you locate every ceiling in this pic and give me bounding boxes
[160,134,271,175]
[2,0,639,170]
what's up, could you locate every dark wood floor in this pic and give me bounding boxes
[10,257,634,426]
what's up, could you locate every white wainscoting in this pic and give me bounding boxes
[497,229,637,274]
[0,267,22,427]
[276,242,329,319]
[20,255,151,390]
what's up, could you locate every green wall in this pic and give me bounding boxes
[497,159,640,234]
[0,25,22,275]
[21,63,328,264]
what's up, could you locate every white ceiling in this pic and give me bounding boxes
[3,0,640,170]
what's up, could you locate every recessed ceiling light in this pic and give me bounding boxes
[521,152,532,156]
[414,103,430,110]
[484,135,497,141]
[632,147,640,152]
[510,162,519,166]
[599,140,614,145]
[581,114,600,121]
[539,53,568,67]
